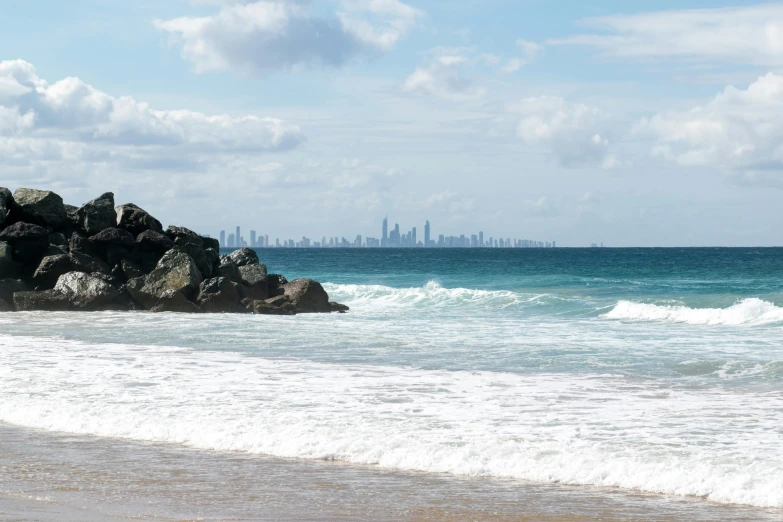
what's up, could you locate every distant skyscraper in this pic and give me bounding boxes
[412,227,417,246]
[228,233,236,248]
[382,216,388,247]
[220,230,226,248]
[250,230,256,247]
[424,220,430,247]
[235,226,240,248]
[479,231,484,247]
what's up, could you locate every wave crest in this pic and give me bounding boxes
[605,298,783,326]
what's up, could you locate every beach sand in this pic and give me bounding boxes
[0,422,779,522]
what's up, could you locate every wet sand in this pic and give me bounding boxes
[0,422,780,522]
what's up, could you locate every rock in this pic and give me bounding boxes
[90,227,136,248]
[0,242,22,278]
[0,187,12,227]
[202,237,220,251]
[282,278,331,313]
[197,277,245,313]
[228,247,259,267]
[330,302,350,313]
[78,192,116,235]
[115,203,163,236]
[0,222,50,264]
[166,226,203,247]
[48,232,68,246]
[12,188,68,229]
[45,245,68,257]
[121,259,144,280]
[0,278,29,307]
[0,222,49,241]
[243,298,294,315]
[64,204,80,227]
[14,290,70,311]
[174,243,213,279]
[264,295,290,307]
[125,249,203,309]
[54,272,128,311]
[267,273,288,297]
[136,230,174,253]
[204,248,219,275]
[238,263,268,300]
[69,232,101,258]
[150,290,202,313]
[32,252,110,289]
[0,298,11,312]
[217,257,242,283]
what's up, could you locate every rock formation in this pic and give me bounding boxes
[0,187,348,315]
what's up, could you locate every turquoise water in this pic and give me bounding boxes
[0,248,781,508]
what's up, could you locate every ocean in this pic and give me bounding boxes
[1,248,782,520]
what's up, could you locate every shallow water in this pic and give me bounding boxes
[0,248,782,516]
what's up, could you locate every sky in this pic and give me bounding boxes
[2,0,783,246]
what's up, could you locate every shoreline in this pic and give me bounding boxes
[1,422,779,522]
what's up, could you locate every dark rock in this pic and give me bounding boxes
[243,298,294,315]
[126,249,203,309]
[282,279,331,313]
[69,232,100,258]
[105,245,133,267]
[150,290,202,313]
[217,257,242,283]
[64,204,80,227]
[0,278,29,307]
[0,187,12,227]
[267,273,288,297]
[330,302,350,313]
[13,239,49,264]
[32,252,110,289]
[136,250,163,274]
[78,192,116,235]
[197,277,245,313]
[166,226,203,247]
[202,237,220,251]
[54,272,129,311]
[174,243,213,279]
[0,242,22,279]
[14,290,70,311]
[0,298,11,312]
[121,259,144,280]
[228,247,259,267]
[239,263,268,300]
[45,245,68,257]
[48,232,68,246]
[115,203,163,236]
[204,248,219,276]
[136,230,174,253]
[90,227,135,248]
[12,188,68,229]
[0,222,49,241]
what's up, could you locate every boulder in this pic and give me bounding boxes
[121,259,144,280]
[136,230,174,253]
[115,203,163,236]
[125,249,203,309]
[242,298,294,316]
[90,227,135,248]
[0,278,29,307]
[48,232,68,246]
[54,272,129,311]
[174,243,213,279]
[166,226,202,246]
[32,252,110,289]
[264,294,299,313]
[150,290,202,314]
[196,277,244,313]
[330,302,350,313]
[228,247,259,267]
[0,187,12,227]
[45,245,68,257]
[202,237,220,251]
[12,188,68,229]
[64,204,80,227]
[204,248,219,275]
[238,263,268,300]
[14,290,70,311]
[69,232,101,258]
[0,242,22,279]
[0,222,48,242]
[282,278,331,313]
[217,257,242,283]
[78,192,116,235]
[267,273,288,297]
[0,298,11,312]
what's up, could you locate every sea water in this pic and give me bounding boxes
[0,248,781,511]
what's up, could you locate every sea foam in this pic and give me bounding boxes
[605,298,783,326]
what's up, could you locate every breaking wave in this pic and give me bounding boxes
[605,298,783,326]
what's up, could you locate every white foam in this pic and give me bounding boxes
[604,298,783,326]
[0,333,780,508]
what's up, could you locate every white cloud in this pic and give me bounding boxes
[501,39,542,73]
[640,72,783,173]
[403,51,485,102]
[509,96,616,169]
[551,4,783,65]
[156,0,423,75]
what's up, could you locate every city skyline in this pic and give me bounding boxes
[215,217,556,249]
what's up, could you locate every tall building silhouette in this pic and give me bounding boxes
[382,216,388,247]
[220,230,226,248]
[235,226,240,248]
[424,220,430,247]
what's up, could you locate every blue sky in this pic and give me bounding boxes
[2,0,783,246]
